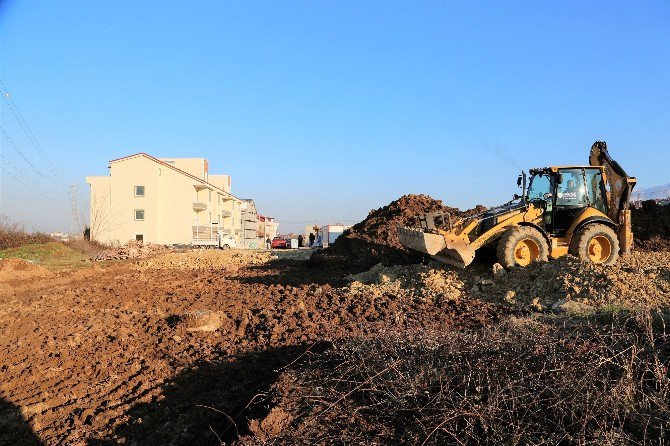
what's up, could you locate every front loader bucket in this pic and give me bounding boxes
[398,226,477,268]
[397,226,446,255]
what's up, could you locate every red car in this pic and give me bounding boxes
[271,237,288,249]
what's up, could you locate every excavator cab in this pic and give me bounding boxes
[398,141,636,268]
[527,166,609,236]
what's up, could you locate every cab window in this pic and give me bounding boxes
[527,172,552,202]
[556,169,587,206]
[584,168,607,214]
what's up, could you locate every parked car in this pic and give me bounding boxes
[271,237,288,249]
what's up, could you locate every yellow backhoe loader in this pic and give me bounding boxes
[398,141,636,268]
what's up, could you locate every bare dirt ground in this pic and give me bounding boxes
[0,249,502,445]
[2,197,670,445]
[1,245,669,445]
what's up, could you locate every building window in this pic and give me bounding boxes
[135,234,144,243]
[134,186,145,197]
[134,209,145,221]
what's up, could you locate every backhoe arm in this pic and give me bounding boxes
[589,141,637,254]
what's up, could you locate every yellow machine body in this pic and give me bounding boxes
[398,141,636,268]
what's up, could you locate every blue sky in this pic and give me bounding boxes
[1,1,669,234]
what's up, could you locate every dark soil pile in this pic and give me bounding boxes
[311,194,485,271]
[632,200,670,250]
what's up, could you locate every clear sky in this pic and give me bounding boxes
[1,1,669,234]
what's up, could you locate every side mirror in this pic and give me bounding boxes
[513,193,521,200]
[517,175,522,187]
[557,173,564,184]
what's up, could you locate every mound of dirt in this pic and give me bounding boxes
[312,194,485,271]
[137,250,274,269]
[346,262,466,303]
[342,249,670,314]
[0,258,54,282]
[92,240,171,261]
[471,251,670,311]
[632,200,670,250]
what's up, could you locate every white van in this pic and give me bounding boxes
[219,233,237,250]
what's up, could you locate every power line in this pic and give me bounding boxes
[0,152,45,189]
[1,127,69,193]
[0,157,67,202]
[0,80,70,186]
[1,128,46,178]
[0,153,68,200]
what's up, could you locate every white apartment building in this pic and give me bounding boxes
[86,153,252,246]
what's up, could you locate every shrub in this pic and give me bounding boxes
[0,215,53,250]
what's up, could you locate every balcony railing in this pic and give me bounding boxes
[193,202,207,212]
[192,225,218,244]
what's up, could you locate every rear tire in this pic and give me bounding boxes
[497,226,549,268]
[570,224,619,266]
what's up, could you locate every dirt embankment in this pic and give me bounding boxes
[92,240,172,261]
[632,200,670,250]
[137,249,274,270]
[311,194,485,271]
[0,258,54,284]
[345,248,670,313]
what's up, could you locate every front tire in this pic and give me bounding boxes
[570,223,619,266]
[497,226,549,268]
[221,244,231,250]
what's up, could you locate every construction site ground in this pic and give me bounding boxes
[2,244,670,445]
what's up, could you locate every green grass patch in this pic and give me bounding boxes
[0,242,91,270]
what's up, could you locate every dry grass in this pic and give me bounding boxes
[0,242,90,270]
[0,216,106,269]
[0,215,53,250]
[64,238,106,257]
[270,312,670,445]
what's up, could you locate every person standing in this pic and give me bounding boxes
[266,237,271,250]
[309,232,315,247]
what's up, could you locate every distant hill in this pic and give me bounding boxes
[634,183,670,201]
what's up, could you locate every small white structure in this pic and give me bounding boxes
[317,224,351,248]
